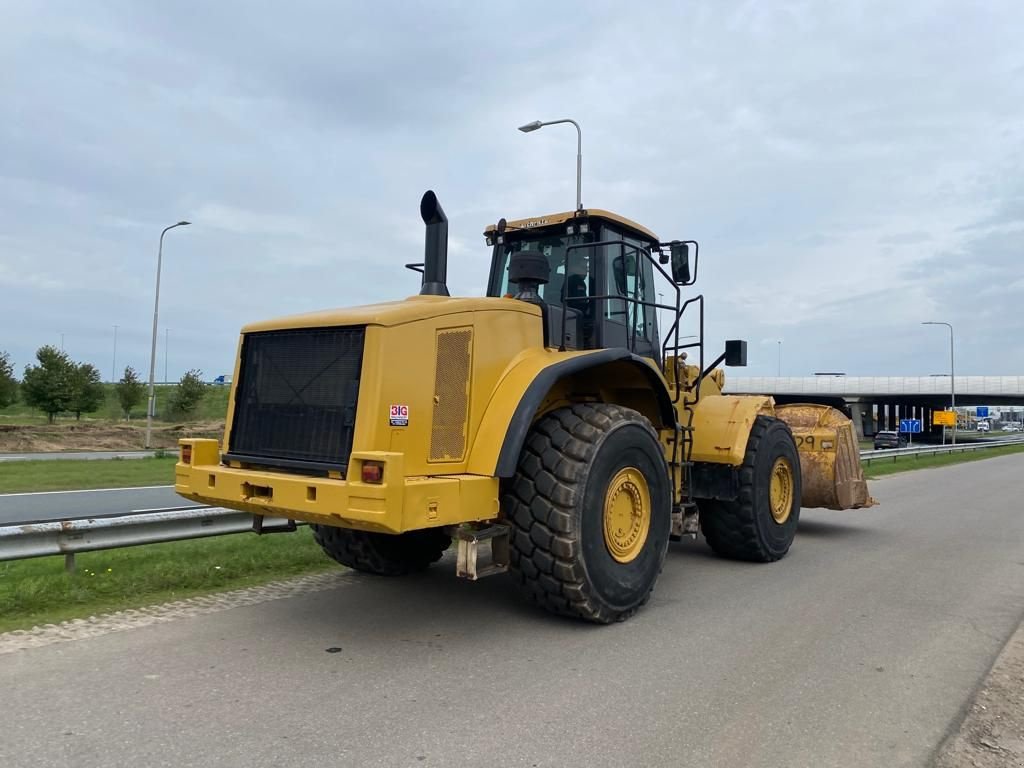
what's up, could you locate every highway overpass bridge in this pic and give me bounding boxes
[723,376,1024,438]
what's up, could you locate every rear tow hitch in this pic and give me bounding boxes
[252,515,298,534]
[454,523,511,580]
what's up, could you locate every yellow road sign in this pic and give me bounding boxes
[932,411,956,426]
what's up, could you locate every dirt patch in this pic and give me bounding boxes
[934,619,1024,767]
[0,421,224,453]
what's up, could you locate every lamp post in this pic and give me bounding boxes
[777,340,782,377]
[111,325,119,382]
[518,118,583,211]
[922,321,955,444]
[145,221,190,449]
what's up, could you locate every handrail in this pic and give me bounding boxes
[561,238,700,404]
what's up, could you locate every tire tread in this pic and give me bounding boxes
[701,415,799,562]
[311,525,449,576]
[504,403,664,623]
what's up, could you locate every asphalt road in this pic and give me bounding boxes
[2,455,1023,767]
[0,486,199,526]
[0,450,159,462]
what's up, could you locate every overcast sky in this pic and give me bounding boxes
[2,1,1022,382]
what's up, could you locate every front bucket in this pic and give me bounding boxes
[775,403,876,510]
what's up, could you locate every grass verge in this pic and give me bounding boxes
[0,456,178,493]
[0,528,335,633]
[864,443,1024,478]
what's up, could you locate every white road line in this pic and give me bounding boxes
[0,484,175,499]
[130,505,205,513]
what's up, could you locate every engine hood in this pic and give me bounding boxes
[241,295,540,334]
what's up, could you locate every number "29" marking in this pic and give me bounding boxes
[795,435,816,449]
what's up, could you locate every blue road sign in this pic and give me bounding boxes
[899,419,922,434]
[977,406,989,418]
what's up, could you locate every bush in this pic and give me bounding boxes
[116,366,146,421]
[167,369,208,420]
[22,346,75,423]
[69,363,105,420]
[0,351,17,409]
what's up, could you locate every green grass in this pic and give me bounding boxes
[0,456,178,493]
[864,443,1024,477]
[0,528,334,632]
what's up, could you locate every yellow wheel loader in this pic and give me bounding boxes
[176,190,873,623]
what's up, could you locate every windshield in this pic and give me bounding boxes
[489,232,595,304]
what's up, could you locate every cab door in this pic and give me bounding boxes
[596,224,660,362]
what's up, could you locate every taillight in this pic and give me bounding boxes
[181,444,192,464]
[361,461,384,484]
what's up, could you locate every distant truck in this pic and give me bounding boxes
[213,374,233,385]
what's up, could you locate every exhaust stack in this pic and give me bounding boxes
[419,190,449,297]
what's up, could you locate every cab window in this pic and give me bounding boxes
[489,233,595,304]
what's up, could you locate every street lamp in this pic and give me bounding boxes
[922,321,955,444]
[518,118,583,211]
[145,221,190,449]
[111,325,119,383]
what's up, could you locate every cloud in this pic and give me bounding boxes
[0,0,1022,382]
[192,203,305,238]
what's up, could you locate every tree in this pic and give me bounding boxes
[0,351,17,409]
[69,362,105,420]
[168,368,208,420]
[116,366,146,421]
[22,346,75,423]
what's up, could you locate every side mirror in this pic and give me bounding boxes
[670,241,691,284]
[724,339,748,367]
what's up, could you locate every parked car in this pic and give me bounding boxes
[874,431,908,449]
[977,421,991,432]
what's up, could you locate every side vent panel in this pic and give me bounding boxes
[429,327,473,462]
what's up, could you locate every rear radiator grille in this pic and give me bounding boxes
[228,326,365,470]
[429,327,473,462]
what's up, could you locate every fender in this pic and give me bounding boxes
[467,348,676,478]
[689,394,775,466]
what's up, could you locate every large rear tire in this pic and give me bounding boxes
[503,403,671,624]
[311,525,450,576]
[701,415,801,562]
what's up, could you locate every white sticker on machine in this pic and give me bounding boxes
[389,404,409,427]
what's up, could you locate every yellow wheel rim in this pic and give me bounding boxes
[602,467,651,563]
[769,457,794,524]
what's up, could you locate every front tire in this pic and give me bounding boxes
[503,403,671,624]
[701,415,801,562]
[311,525,450,576]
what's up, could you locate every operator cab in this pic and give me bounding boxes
[485,209,664,362]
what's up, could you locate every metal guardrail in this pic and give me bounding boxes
[860,436,1024,463]
[1,437,1022,564]
[0,506,288,564]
